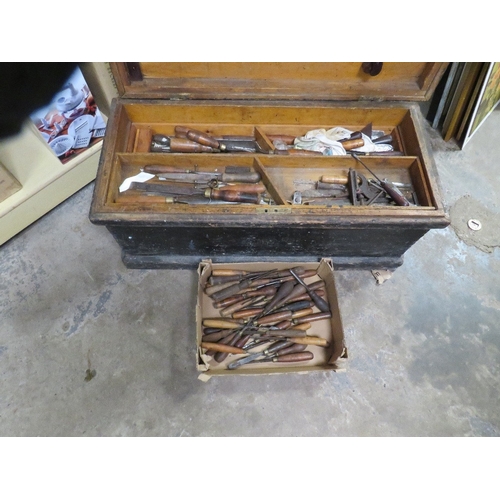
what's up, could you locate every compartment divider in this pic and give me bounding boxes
[254,126,276,153]
[253,158,287,205]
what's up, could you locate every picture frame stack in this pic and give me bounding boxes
[427,62,500,148]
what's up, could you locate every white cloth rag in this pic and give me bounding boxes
[294,127,393,155]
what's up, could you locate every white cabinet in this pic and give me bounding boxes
[0,63,117,246]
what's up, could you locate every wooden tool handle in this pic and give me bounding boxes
[221,172,261,183]
[207,189,261,204]
[286,290,325,304]
[289,270,330,313]
[291,307,314,319]
[203,327,224,334]
[214,331,249,363]
[218,183,266,193]
[263,280,295,314]
[275,343,308,356]
[174,126,190,138]
[341,138,364,151]
[208,279,253,302]
[209,331,238,361]
[265,340,294,355]
[276,320,292,329]
[209,275,243,286]
[257,310,292,325]
[280,280,324,305]
[289,337,330,347]
[294,312,332,324]
[273,266,307,278]
[211,270,249,277]
[380,181,410,206]
[186,129,222,149]
[320,175,349,185]
[232,308,264,319]
[221,298,257,317]
[213,296,243,309]
[308,291,330,313]
[201,342,245,355]
[272,352,314,362]
[276,300,314,313]
[292,322,311,331]
[202,319,243,329]
[170,137,214,153]
[267,134,296,145]
[263,329,308,338]
[202,330,230,342]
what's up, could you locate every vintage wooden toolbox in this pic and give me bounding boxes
[89,63,450,269]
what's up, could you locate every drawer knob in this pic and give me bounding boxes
[362,62,383,76]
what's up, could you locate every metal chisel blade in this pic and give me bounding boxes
[130,182,201,196]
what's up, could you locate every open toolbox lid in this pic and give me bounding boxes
[110,62,449,102]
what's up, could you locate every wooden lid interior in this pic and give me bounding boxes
[111,62,448,102]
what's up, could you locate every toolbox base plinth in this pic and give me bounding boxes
[121,251,404,270]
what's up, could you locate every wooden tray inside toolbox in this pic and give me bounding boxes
[93,100,445,221]
[110,154,436,216]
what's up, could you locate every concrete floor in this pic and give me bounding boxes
[1,108,499,438]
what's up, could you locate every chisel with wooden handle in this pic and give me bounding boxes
[289,269,330,313]
[150,135,215,153]
[213,332,252,363]
[293,311,332,324]
[256,308,314,326]
[157,171,262,184]
[285,336,330,347]
[206,189,261,204]
[201,342,245,355]
[261,280,295,315]
[270,280,325,310]
[202,319,243,329]
[186,128,226,150]
[227,340,294,369]
[228,343,306,370]
[249,351,314,364]
[207,269,278,301]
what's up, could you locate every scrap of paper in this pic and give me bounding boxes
[119,172,155,192]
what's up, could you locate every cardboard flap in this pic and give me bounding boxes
[111,62,448,102]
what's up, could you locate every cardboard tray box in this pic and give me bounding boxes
[196,259,347,379]
[89,63,450,270]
